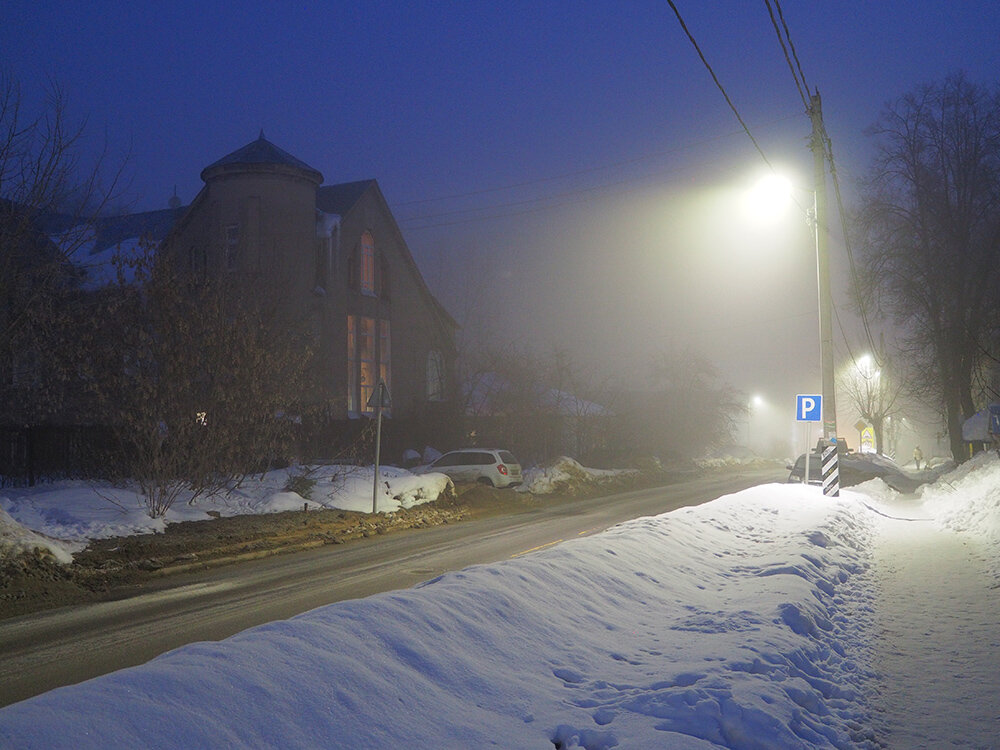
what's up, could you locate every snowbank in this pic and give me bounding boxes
[0,464,451,561]
[519,456,636,495]
[919,451,1000,578]
[0,484,882,748]
[0,507,79,564]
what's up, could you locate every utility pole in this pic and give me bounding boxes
[809,90,839,497]
[809,91,837,445]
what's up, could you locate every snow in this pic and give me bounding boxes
[2,455,1000,747]
[0,464,451,559]
[0,506,78,564]
[518,456,636,494]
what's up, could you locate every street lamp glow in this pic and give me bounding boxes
[743,174,794,223]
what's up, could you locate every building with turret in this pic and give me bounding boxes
[158,133,458,454]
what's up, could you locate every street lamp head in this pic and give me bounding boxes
[743,173,794,224]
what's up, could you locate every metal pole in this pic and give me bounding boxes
[372,389,383,515]
[804,422,811,485]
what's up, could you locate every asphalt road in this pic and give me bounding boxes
[0,467,781,707]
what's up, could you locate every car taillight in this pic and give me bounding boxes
[497,464,508,475]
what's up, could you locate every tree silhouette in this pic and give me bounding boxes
[855,73,1000,460]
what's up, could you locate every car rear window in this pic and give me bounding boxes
[498,451,518,464]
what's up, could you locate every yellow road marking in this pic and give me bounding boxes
[511,539,563,558]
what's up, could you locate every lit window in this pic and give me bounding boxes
[347,316,391,416]
[360,317,375,413]
[360,231,375,294]
[379,320,391,411]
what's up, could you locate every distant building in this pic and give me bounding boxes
[8,134,459,470]
[160,135,456,434]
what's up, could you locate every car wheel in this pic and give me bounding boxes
[477,477,495,487]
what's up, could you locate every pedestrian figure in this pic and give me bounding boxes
[913,446,923,470]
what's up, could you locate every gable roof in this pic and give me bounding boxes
[321,178,458,335]
[316,180,376,216]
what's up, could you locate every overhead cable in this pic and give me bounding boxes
[761,0,884,368]
[765,0,811,110]
[665,0,775,171]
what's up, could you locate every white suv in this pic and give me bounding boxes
[422,449,523,488]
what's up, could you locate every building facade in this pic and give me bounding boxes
[162,134,458,456]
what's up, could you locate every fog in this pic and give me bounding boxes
[402,127,955,461]
[7,1,980,460]
[404,143,855,455]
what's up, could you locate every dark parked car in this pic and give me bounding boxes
[786,452,824,485]
[787,450,920,492]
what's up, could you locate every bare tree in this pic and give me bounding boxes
[0,71,124,423]
[457,342,616,465]
[838,355,904,455]
[637,347,744,461]
[74,241,313,517]
[854,73,1000,460]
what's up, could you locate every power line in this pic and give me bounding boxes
[825,136,883,368]
[765,0,810,110]
[665,0,775,171]
[759,0,883,371]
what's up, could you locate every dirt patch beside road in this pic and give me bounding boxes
[1,473,670,621]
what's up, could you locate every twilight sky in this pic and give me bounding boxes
[3,1,998,451]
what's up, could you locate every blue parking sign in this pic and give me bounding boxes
[796,394,822,422]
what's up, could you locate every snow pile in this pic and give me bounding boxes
[0,464,450,559]
[697,455,785,470]
[519,456,636,495]
[0,484,882,748]
[0,484,172,542]
[919,451,1000,577]
[0,507,79,564]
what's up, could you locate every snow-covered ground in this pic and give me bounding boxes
[0,464,454,563]
[1,455,999,748]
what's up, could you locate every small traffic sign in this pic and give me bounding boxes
[796,394,822,422]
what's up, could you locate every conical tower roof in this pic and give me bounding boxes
[200,131,323,184]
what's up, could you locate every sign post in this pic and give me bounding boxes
[368,381,391,514]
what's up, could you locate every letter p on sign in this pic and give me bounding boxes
[796,394,822,422]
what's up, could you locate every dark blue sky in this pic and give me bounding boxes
[4,1,998,446]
